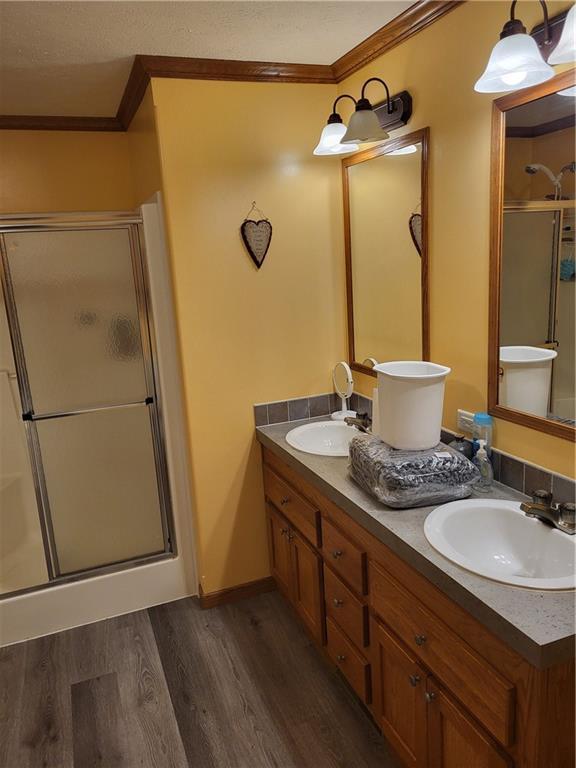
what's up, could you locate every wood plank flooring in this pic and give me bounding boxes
[0,591,399,768]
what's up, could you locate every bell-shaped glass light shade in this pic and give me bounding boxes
[474,33,554,93]
[314,122,358,155]
[313,122,346,155]
[341,108,389,144]
[548,6,576,64]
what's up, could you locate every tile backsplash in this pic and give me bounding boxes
[254,394,575,503]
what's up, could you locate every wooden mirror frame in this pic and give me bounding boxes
[488,68,576,442]
[342,127,430,378]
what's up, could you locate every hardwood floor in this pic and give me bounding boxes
[0,591,399,768]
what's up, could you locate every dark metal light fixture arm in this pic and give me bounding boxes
[332,94,357,114]
[360,77,393,114]
[326,93,357,125]
[507,0,550,42]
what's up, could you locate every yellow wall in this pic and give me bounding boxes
[151,78,345,593]
[126,86,164,205]
[0,131,135,213]
[0,86,161,214]
[338,0,575,478]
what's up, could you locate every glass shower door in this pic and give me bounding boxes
[1,223,172,579]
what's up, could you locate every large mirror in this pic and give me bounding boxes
[343,128,429,376]
[489,69,575,441]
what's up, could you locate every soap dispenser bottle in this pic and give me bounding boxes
[473,439,493,492]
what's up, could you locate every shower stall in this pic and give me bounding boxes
[501,200,575,423]
[0,211,176,599]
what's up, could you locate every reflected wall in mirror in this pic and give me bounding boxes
[343,128,429,376]
[489,69,575,442]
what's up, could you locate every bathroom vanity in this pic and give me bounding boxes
[256,421,575,768]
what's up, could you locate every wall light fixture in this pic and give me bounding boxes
[475,0,554,93]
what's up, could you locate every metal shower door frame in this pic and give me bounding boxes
[0,212,176,589]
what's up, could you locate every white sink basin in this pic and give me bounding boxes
[424,499,576,590]
[285,421,357,457]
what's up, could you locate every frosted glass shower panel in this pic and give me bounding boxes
[4,229,149,414]
[36,405,165,574]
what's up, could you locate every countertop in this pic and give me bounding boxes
[256,419,575,669]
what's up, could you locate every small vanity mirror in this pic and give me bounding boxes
[490,71,575,441]
[331,360,355,420]
[343,128,429,376]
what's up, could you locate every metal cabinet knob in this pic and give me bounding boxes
[280,497,290,506]
[336,654,346,662]
[280,528,289,536]
[409,675,421,687]
[333,598,344,607]
[414,634,427,646]
[332,550,343,559]
[425,691,436,703]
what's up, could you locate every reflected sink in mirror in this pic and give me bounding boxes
[425,499,576,590]
[285,421,357,457]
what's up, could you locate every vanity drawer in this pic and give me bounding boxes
[326,617,371,704]
[324,565,368,649]
[369,562,515,747]
[321,518,367,595]
[263,466,320,546]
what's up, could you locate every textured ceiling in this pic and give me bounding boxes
[0,1,413,117]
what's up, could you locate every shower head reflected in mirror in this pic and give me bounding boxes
[524,162,575,200]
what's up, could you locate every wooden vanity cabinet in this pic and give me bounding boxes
[261,447,575,768]
[266,502,324,643]
[426,679,513,768]
[372,619,427,768]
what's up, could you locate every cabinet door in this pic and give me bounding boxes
[267,504,292,598]
[372,620,427,768]
[426,679,513,768]
[290,528,324,643]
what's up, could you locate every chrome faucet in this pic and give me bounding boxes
[520,490,575,535]
[344,412,372,433]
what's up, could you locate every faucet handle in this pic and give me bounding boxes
[558,502,576,528]
[530,489,553,506]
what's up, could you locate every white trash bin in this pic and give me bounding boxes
[499,346,557,418]
[374,361,451,450]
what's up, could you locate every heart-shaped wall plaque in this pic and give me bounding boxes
[241,219,273,269]
[409,213,422,257]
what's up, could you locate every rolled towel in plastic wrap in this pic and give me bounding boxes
[349,434,480,509]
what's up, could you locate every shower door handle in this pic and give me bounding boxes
[22,396,154,422]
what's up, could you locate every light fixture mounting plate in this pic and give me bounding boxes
[372,90,412,133]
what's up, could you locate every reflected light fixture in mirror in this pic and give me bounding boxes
[341,78,392,144]
[314,94,359,156]
[475,0,554,93]
[388,144,418,156]
[548,5,576,64]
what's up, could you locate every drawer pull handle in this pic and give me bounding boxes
[414,634,427,646]
[336,654,346,662]
[332,550,343,559]
[409,675,421,687]
[280,497,290,506]
[332,598,344,607]
[425,691,436,703]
